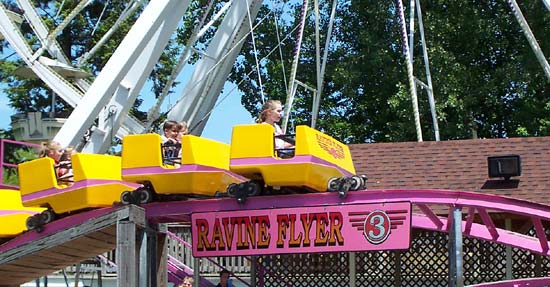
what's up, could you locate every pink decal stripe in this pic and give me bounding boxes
[122,164,248,181]
[0,210,40,216]
[21,179,140,202]
[230,154,354,177]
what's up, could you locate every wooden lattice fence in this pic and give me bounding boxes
[251,230,550,287]
[167,225,550,286]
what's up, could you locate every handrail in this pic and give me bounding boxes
[167,231,251,287]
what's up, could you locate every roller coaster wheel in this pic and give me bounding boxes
[233,182,251,204]
[246,182,261,196]
[360,174,368,189]
[26,215,38,231]
[327,177,340,192]
[120,191,132,205]
[138,188,153,204]
[227,183,238,197]
[40,209,55,224]
[350,176,363,191]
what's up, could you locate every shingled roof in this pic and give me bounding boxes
[349,137,550,205]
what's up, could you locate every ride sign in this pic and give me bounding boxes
[191,202,411,257]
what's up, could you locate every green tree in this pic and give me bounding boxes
[231,0,550,143]
[1,142,38,186]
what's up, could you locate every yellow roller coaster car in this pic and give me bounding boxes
[228,124,366,202]
[18,153,139,230]
[0,189,45,237]
[121,134,246,203]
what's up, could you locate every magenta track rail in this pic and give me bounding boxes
[146,189,550,256]
[4,189,550,256]
[3,189,550,287]
[466,276,550,287]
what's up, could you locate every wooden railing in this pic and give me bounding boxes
[167,224,252,275]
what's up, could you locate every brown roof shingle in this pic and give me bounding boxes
[349,137,550,204]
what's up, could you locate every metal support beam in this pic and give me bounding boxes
[282,0,309,133]
[250,256,257,287]
[349,252,356,287]
[394,250,402,287]
[81,0,190,153]
[396,0,422,142]
[507,0,550,81]
[505,218,513,280]
[54,0,188,149]
[415,0,439,141]
[313,0,338,129]
[313,0,321,129]
[16,0,92,95]
[449,207,464,287]
[0,3,84,105]
[168,0,264,135]
[77,0,145,66]
[193,257,200,287]
[5,1,146,145]
[144,0,216,132]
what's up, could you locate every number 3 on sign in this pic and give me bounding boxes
[363,210,391,244]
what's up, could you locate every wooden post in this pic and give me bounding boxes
[117,220,139,287]
[147,229,157,287]
[140,231,148,286]
[75,263,81,287]
[250,256,257,287]
[155,224,168,287]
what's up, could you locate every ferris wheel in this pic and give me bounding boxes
[0,0,274,153]
[0,0,341,154]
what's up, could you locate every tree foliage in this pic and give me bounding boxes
[1,142,38,185]
[230,0,550,143]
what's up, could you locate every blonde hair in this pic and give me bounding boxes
[256,100,282,123]
[38,141,61,158]
[179,121,189,134]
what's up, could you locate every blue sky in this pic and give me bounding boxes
[0,92,12,130]
[194,86,255,144]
